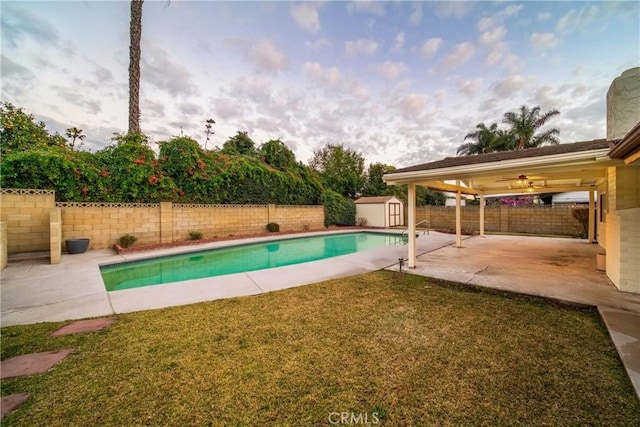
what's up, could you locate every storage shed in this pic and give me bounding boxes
[354,196,404,228]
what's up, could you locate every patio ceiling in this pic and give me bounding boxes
[384,139,624,196]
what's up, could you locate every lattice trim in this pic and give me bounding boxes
[0,188,55,196]
[56,202,160,208]
[174,204,267,209]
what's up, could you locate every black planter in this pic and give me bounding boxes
[65,238,90,254]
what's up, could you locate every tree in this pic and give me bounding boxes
[128,0,143,134]
[221,131,257,156]
[362,163,396,196]
[309,144,365,198]
[65,127,85,150]
[457,122,511,156]
[204,118,215,149]
[260,139,295,170]
[1,102,63,155]
[502,105,560,150]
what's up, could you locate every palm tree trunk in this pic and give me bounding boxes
[128,0,143,134]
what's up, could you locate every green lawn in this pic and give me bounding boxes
[2,271,639,426]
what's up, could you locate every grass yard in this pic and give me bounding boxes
[2,271,639,426]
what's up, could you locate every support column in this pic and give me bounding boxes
[160,202,173,244]
[455,181,462,248]
[588,189,596,243]
[479,194,485,237]
[407,183,416,268]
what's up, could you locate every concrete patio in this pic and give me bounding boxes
[1,231,638,398]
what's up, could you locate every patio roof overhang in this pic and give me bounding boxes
[383,143,624,196]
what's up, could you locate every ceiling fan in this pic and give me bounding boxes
[495,174,547,183]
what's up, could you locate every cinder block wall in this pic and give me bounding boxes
[59,203,161,249]
[269,205,324,231]
[173,204,268,240]
[0,189,55,253]
[1,190,325,253]
[416,205,585,236]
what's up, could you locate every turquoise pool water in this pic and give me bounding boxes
[100,232,405,291]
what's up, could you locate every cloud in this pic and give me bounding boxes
[537,12,553,22]
[54,85,102,115]
[433,2,474,18]
[420,38,442,59]
[142,99,167,119]
[93,65,113,82]
[479,26,506,46]
[211,97,244,121]
[180,102,204,116]
[490,75,534,98]
[225,38,288,74]
[409,3,423,25]
[396,94,428,117]
[347,82,369,99]
[1,55,34,80]
[458,78,482,97]
[303,62,341,87]
[392,32,405,52]
[530,33,558,50]
[142,42,195,97]
[556,5,600,34]
[439,42,476,71]
[372,61,408,81]
[344,39,378,57]
[1,4,62,49]
[291,3,320,33]
[305,38,331,50]
[346,1,386,16]
[229,76,272,103]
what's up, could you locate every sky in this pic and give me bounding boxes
[2,1,639,168]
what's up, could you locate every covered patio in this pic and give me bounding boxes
[383,139,618,267]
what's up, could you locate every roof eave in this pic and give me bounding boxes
[383,148,613,185]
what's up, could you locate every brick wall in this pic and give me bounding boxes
[415,205,586,236]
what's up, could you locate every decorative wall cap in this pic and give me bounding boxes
[56,202,160,208]
[0,188,55,196]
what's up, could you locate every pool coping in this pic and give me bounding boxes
[1,229,456,326]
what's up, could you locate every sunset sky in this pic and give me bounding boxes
[2,1,638,167]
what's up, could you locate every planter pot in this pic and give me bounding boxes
[66,238,90,254]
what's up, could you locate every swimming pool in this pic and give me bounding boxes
[100,232,406,291]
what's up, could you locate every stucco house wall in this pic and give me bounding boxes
[604,67,640,293]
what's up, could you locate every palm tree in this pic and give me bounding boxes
[502,105,560,150]
[65,127,85,150]
[128,0,143,134]
[457,122,508,156]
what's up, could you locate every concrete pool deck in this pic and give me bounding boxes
[1,231,638,399]
[0,230,455,326]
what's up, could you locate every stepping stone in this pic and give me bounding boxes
[0,393,30,421]
[50,317,118,337]
[0,349,75,379]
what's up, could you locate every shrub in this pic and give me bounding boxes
[321,190,356,226]
[266,222,280,232]
[356,217,368,226]
[118,234,137,248]
[189,230,204,240]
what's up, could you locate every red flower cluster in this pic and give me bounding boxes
[100,170,109,177]
[133,158,145,165]
[148,175,159,185]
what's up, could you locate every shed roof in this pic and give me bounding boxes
[354,196,400,204]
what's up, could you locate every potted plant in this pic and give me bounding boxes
[65,238,90,254]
